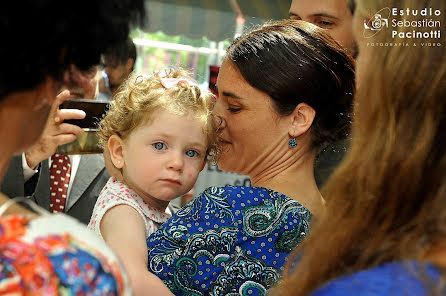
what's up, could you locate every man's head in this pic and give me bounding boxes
[63,65,100,100]
[104,38,137,94]
[289,0,357,56]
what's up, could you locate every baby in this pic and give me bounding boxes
[88,68,217,295]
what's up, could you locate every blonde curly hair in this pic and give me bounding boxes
[99,68,218,162]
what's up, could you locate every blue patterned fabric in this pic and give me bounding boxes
[312,261,443,296]
[147,186,311,295]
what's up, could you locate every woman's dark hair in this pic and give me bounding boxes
[0,0,145,100]
[226,20,355,149]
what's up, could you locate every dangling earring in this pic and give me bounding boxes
[288,138,297,147]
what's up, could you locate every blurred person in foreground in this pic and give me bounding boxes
[275,0,446,295]
[0,0,161,294]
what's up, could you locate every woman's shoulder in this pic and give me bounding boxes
[207,185,310,208]
[312,261,443,296]
[184,185,312,221]
[199,185,309,204]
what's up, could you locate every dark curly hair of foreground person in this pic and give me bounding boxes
[0,0,145,99]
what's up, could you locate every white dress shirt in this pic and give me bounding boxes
[22,153,81,207]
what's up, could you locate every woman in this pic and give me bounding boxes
[146,20,355,295]
[278,0,446,295]
[0,0,145,294]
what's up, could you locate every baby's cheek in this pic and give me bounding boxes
[185,167,199,180]
[138,165,155,180]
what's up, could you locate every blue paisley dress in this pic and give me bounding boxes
[146,186,311,296]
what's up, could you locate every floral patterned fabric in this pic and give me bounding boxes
[147,186,312,296]
[0,213,131,295]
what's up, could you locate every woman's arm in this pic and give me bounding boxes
[100,205,174,296]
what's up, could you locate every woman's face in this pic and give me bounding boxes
[214,59,290,176]
[4,80,57,155]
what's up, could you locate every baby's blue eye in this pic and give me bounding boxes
[185,150,198,158]
[153,142,166,150]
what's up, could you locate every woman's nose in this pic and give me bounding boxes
[213,99,226,131]
[214,115,226,131]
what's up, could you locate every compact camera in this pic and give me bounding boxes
[57,99,109,154]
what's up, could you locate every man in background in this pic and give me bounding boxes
[289,0,357,56]
[99,38,137,100]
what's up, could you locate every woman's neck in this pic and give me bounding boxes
[250,150,325,217]
[0,140,16,183]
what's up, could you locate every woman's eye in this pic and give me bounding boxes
[185,150,199,158]
[227,107,241,113]
[153,142,166,150]
[317,20,334,27]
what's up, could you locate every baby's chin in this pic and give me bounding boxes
[147,190,181,204]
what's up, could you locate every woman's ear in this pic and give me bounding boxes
[125,58,135,72]
[32,77,58,110]
[289,103,316,137]
[108,135,125,169]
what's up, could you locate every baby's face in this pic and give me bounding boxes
[121,109,206,210]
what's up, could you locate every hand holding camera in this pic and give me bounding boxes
[24,90,86,169]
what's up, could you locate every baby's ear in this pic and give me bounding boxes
[103,143,123,180]
[108,135,125,169]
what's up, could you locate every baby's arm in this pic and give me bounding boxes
[100,205,174,296]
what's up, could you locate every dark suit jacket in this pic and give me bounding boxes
[1,154,109,224]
